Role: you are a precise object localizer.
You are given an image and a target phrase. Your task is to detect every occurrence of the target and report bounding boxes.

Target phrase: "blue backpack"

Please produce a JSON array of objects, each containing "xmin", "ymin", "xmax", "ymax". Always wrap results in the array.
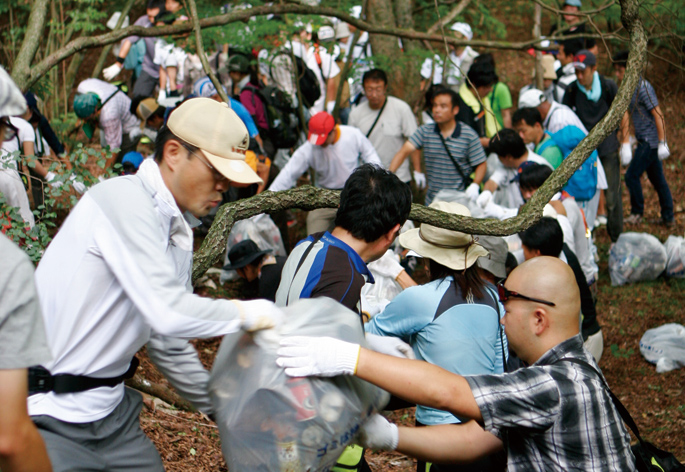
[{"xmin": 538, "ymin": 127, "xmax": 598, "ymax": 201}]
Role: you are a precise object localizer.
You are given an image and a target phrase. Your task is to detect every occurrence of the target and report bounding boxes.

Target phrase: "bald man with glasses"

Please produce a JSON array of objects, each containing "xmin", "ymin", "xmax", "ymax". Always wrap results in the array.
[{"xmin": 276, "ymin": 256, "xmax": 636, "ymax": 471}]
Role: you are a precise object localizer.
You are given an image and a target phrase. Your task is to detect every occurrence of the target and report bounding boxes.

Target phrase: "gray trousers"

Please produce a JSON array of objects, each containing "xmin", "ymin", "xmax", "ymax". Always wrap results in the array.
[
  {"xmin": 33, "ymin": 388, "xmax": 165, "ymax": 472},
  {"xmin": 306, "ymin": 207, "xmax": 338, "ymax": 235},
  {"xmin": 599, "ymin": 150, "xmax": 623, "ymax": 242}
]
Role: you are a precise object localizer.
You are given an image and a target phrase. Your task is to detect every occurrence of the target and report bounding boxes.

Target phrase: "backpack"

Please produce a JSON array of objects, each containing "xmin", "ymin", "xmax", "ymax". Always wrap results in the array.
[
  {"xmin": 243, "ymin": 84, "xmax": 299, "ymax": 149},
  {"xmin": 538, "ymin": 126, "xmax": 598, "ymax": 201},
  {"xmin": 270, "ymin": 50, "xmax": 321, "ymax": 109}
]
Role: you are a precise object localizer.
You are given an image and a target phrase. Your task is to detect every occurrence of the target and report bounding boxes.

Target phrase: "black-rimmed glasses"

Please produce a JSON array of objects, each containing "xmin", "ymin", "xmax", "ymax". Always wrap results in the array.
[{"xmin": 497, "ymin": 282, "xmax": 556, "ymax": 307}]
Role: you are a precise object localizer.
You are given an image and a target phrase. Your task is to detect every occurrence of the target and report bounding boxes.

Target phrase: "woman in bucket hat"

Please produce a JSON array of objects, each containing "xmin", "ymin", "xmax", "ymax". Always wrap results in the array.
[{"xmin": 366, "ymin": 201, "xmax": 507, "ymax": 472}]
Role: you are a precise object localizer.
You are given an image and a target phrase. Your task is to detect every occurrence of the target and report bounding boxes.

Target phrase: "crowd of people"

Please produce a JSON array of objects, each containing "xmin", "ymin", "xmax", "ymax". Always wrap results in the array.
[{"xmin": 0, "ymin": 0, "xmax": 677, "ymax": 470}]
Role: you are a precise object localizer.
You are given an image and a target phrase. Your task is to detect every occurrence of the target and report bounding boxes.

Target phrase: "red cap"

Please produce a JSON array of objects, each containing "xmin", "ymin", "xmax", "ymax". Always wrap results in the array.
[{"xmin": 307, "ymin": 112, "xmax": 335, "ymax": 145}]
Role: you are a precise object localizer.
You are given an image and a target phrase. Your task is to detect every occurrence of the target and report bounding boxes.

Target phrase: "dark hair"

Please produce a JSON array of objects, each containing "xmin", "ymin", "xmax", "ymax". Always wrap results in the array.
[
  {"xmin": 519, "ymin": 162, "xmax": 553, "ymax": 191},
  {"xmin": 154, "ymin": 125, "xmax": 198, "ymax": 162},
  {"xmin": 488, "ymin": 128, "xmax": 527, "ymax": 159},
  {"xmin": 429, "ymin": 260, "xmax": 485, "ymax": 300},
  {"xmin": 559, "ymin": 38, "xmax": 584, "ymax": 58},
  {"xmin": 467, "ymin": 60, "xmax": 497, "ymax": 88},
  {"xmin": 505, "ymin": 252, "xmax": 518, "ymax": 275},
  {"xmin": 147, "ymin": 0, "xmax": 166, "ymax": 11},
  {"xmin": 335, "ymin": 164, "xmax": 412, "ymax": 243},
  {"xmin": 612, "ymin": 50, "xmax": 629, "ymax": 68},
  {"xmin": 519, "ymin": 217, "xmax": 564, "ymax": 257},
  {"xmin": 512, "ymin": 107, "xmax": 543, "ymax": 127},
  {"xmin": 155, "ymin": 11, "xmax": 176, "ymax": 24},
  {"xmin": 362, "ymin": 68, "xmax": 388, "ymax": 86},
  {"xmin": 432, "ymin": 87, "xmax": 461, "ymax": 109}
]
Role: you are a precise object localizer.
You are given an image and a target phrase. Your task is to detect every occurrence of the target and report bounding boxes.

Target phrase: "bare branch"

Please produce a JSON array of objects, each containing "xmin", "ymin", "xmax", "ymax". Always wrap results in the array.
[
  {"xmin": 426, "ymin": 0, "xmax": 472, "ymax": 35},
  {"xmin": 91, "ymin": 0, "xmax": 138, "ymax": 79},
  {"xmin": 187, "ymin": 0, "xmax": 228, "ymax": 102},
  {"xmin": 531, "ymin": 0, "xmax": 617, "ymax": 17}
]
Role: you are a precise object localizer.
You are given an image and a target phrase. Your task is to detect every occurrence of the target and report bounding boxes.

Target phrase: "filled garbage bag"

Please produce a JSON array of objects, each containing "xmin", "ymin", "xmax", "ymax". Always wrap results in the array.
[
  {"xmin": 608, "ymin": 232, "xmax": 667, "ymax": 286},
  {"xmin": 664, "ymin": 235, "xmax": 685, "ymax": 278},
  {"xmin": 640, "ymin": 323, "xmax": 685, "ymax": 373},
  {"xmin": 209, "ymin": 298, "xmax": 390, "ymax": 472}
]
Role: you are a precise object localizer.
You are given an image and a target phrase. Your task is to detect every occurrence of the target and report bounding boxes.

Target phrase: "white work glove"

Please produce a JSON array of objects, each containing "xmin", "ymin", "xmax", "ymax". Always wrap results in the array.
[
  {"xmin": 69, "ymin": 174, "xmax": 86, "ymax": 194},
  {"xmin": 476, "ymin": 189, "xmax": 493, "ymax": 209},
  {"xmin": 233, "ymin": 299, "xmax": 284, "ymax": 332},
  {"xmin": 619, "ymin": 143, "xmax": 632, "ymax": 166},
  {"xmin": 483, "ymin": 200, "xmax": 517, "ymax": 220},
  {"xmin": 367, "ymin": 250, "xmax": 404, "ymax": 280},
  {"xmin": 658, "ymin": 141, "xmax": 670, "ymax": 161},
  {"xmin": 157, "ymin": 89, "xmax": 167, "ymax": 103},
  {"xmin": 365, "ymin": 333, "xmax": 415, "ymax": 359},
  {"xmin": 45, "ymin": 171, "xmax": 62, "ymax": 189},
  {"xmin": 413, "ymin": 171, "xmax": 426, "ymax": 190},
  {"xmin": 465, "ymin": 182, "xmax": 480, "ymax": 201},
  {"xmin": 103, "ymin": 63, "xmax": 123, "ymax": 81},
  {"xmin": 276, "ymin": 336, "xmax": 360, "ymax": 377},
  {"xmin": 356, "ymin": 414, "xmax": 399, "ymax": 451}
]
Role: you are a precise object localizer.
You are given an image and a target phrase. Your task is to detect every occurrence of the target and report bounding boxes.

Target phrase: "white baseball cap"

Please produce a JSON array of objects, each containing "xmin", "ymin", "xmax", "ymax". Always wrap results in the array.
[{"xmin": 518, "ymin": 89, "xmax": 546, "ymax": 108}]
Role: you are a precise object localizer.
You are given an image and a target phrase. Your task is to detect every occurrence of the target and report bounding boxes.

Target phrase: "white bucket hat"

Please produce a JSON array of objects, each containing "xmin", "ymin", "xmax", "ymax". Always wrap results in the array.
[
  {"xmin": 450, "ymin": 22, "xmax": 473, "ymax": 41},
  {"xmin": 399, "ymin": 201, "xmax": 489, "ymax": 271}
]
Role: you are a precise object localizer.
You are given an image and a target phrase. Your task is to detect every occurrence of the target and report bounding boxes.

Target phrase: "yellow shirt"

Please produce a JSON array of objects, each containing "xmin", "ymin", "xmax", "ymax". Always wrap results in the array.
[{"xmin": 458, "ymin": 83, "xmax": 498, "ymax": 138}]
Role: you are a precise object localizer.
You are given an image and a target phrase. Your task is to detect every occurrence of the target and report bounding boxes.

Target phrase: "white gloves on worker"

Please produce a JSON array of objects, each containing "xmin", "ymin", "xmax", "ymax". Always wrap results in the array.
[
  {"xmin": 277, "ymin": 336, "xmax": 360, "ymax": 377},
  {"xmin": 103, "ymin": 63, "xmax": 123, "ymax": 81},
  {"xmin": 356, "ymin": 414, "xmax": 399, "ymax": 451},
  {"xmin": 476, "ymin": 189, "xmax": 493, "ymax": 209},
  {"xmin": 234, "ymin": 299, "xmax": 284, "ymax": 332},
  {"xmin": 69, "ymin": 174, "xmax": 86, "ymax": 194},
  {"xmin": 368, "ymin": 250, "xmax": 404, "ymax": 280},
  {"xmin": 658, "ymin": 141, "xmax": 670, "ymax": 161},
  {"xmin": 365, "ymin": 334, "xmax": 415, "ymax": 360},
  {"xmin": 413, "ymin": 171, "xmax": 426, "ymax": 190},
  {"xmin": 45, "ymin": 171, "xmax": 62, "ymax": 189},
  {"xmin": 465, "ymin": 182, "xmax": 480, "ymax": 201},
  {"xmin": 619, "ymin": 143, "xmax": 632, "ymax": 166},
  {"xmin": 483, "ymin": 200, "xmax": 517, "ymax": 220}
]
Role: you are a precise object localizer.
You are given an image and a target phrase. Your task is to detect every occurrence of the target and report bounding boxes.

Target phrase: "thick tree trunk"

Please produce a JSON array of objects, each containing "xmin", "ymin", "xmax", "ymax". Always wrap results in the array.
[{"xmin": 10, "ymin": 0, "xmax": 49, "ymax": 89}]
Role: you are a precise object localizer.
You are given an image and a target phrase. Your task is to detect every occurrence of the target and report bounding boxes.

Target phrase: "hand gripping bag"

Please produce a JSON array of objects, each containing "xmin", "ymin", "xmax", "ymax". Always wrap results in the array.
[
  {"xmin": 209, "ymin": 298, "xmax": 390, "ymax": 472},
  {"xmin": 608, "ymin": 232, "xmax": 667, "ymax": 286}
]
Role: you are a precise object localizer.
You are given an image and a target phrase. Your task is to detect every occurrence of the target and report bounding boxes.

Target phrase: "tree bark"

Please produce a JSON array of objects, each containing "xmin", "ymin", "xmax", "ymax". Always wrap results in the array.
[
  {"xmin": 10, "ymin": 0, "xmax": 49, "ymax": 88},
  {"xmin": 126, "ymin": 375, "xmax": 196, "ymax": 412},
  {"xmin": 533, "ymin": 3, "xmax": 544, "ymax": 90},
  {"xmin": 187, "ymin": 0, "xmax": 229, "ymax": 102}
]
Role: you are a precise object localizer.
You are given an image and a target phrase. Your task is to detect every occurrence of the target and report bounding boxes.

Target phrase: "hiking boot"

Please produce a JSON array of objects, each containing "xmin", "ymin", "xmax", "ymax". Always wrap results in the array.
[
  {"xmin": 625, "ymin": 214, "xmax": 642, "ymax": 225},
  {"xmin": 648, "ymin": 217, "xmax": 675, "ymax": 228}
]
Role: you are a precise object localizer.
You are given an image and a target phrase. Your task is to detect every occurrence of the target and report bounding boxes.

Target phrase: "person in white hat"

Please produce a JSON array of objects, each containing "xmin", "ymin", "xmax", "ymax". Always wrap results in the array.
[
  {"xmin": 28, "ymin": 97, "xmax": 284, "ymax": 472},
  {"xmin": 365, "ymin": 201, "xmax": 507, "ymax": 472},
  {"xmin": 420, "ymin": 22, "xmax": 479, "ymax": 91}
]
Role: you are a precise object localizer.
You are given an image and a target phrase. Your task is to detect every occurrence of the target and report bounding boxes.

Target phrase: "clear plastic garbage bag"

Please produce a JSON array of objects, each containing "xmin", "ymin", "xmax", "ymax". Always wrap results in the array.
[
  {"xmin": 209, "ymin": 298, "xmax": 390, "ymax": 472},
  {"xmin": 221, "ymin": 213, "xmax": 286, "ymax": 283},
  {"xmin": 432, "ymin": 189, "xmax": 485, "ymax": 218},
  {"xmin": 664, "ymin": 235, "xmax": 685, "ymax": 278},
  {"xmin": 639, "ymin": 323, "xmax": 685, "ymax": 373},
  {"xmin": 608, "ymin": 232, "xmax": 667, "ymax": 286}
]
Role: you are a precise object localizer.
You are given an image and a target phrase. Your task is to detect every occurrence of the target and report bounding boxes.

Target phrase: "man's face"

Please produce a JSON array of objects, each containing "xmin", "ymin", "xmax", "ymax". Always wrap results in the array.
[
  {"xmin": 147, "ymin": 8, "xmax": 160, "ymax": 23},
  {"xmin": 520, "ymin": 186, "xmax": 537, "ymax": 202},
  {"xmin": 500, "ymin": 276, "xmax": 536, "ymax": 359},
  {"xmin": 476, "ymin": 85, "xmax": 493, "ymax": 98},
  {"xmin": 168, "ymin": 145, "xmax": 230, "ymax": 217},
  {"xmin": 237, "ymin": 264, "xmax": 260, "ymax": 282},
  {"xmin": 514, "ymin": 120, "xmax": 542, "ymax": 146},
  {"xmin": 499, "ymin": 155, "xmax": 518, "ymax": 169},
  {"xmin": 363, "ymin": 79, "xmax": 387, "ymax": 110},
  {"xmin": 522, "ymin": 244, "xmax": 540, "ymax": 261},
  {"xmin": 562, "ymin": 5, "xmax": 580, "ymax": 24},
  {"xmin": 317, "ymin": 130, "xmax": 336, "ymax": 148},
  {"xmin": 165, "ymin": 0, "xmax": 181, "ymax": 13},
  {"xmin": 614, "ymin": 65, "xmax": 626, "ymax": 84},
  {"xmin": 432, "ymin": 94, "xmax": 458, "ymax": 124},
  {"xmin": 575, "ymin": 65, "xmax": 594, "ymax": 88},
  {"xmin": 557, "ymin": 45, "xmax": 571, "ymax": 66}
]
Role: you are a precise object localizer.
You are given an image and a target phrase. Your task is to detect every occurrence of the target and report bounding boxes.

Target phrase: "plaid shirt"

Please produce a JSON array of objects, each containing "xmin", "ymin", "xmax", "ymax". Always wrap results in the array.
[{"xmin": 466, "ymin": 335, "xmax": 635, "ymax": 472}]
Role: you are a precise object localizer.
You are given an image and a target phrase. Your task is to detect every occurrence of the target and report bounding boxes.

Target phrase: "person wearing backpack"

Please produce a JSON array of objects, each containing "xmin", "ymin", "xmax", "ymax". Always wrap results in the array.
[
  {"xmin": 512, "ymin": 107, "xmax": 564, "ymax": 169},
  {"xmin": 103, "ymin": 0, "xmax": 167, "ymax": 113},
  {"xmin": 563, "ymin": 50, "xmax": 625, "ymax": 242}
]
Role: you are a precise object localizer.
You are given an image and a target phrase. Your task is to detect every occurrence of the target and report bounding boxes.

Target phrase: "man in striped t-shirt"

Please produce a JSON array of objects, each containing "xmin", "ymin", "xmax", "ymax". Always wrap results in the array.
[{"xmin": 389, "ymin": 87, "xmax": 487, "ymax": 205}]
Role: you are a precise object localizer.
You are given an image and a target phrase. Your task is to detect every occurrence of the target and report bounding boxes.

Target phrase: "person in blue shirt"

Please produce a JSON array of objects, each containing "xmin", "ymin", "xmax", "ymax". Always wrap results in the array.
[{"xmin": 365, "ymin": 200, "xmax": 507, "ymax": 472}]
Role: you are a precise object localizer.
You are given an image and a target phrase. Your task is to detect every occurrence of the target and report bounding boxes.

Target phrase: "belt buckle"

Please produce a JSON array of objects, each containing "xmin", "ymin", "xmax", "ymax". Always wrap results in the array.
[{"xmin": 29, "ymin": 366, "xmax": 54, "ymax": 394}]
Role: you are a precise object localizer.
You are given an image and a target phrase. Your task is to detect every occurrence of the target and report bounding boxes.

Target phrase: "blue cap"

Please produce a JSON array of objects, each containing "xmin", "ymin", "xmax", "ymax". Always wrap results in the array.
[
  {"xmin": 564, "ymin": 0, "xmax": 582, "ymax": 7},
  {"xmin": 121, "ymin": 151, "xmax": 144, "ymax": 169}
]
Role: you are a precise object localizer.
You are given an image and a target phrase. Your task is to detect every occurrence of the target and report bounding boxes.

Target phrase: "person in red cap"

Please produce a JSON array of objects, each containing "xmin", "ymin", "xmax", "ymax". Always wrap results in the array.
[{"xmin": 269, "ymin": 111, "xmax": 382, "ymax": 234}]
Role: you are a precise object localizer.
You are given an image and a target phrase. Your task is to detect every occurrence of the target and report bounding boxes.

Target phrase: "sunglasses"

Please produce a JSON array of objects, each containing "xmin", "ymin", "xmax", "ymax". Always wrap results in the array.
[
  {"xmin": 1, "ymin": 118, "xmax": 18, "ymax": 142},
  {"xmin": 497, "ymin": 282, "xmax": 556, "ymax": 307}
]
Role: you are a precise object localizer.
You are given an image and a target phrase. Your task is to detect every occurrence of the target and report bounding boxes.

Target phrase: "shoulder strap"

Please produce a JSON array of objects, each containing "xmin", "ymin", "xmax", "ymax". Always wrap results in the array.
[
  {"xmin": 485, "ymin": 285, "xmax": 508, "ymax": 373},
  {"xmin": 365, "ymin": 98, "xmax": 387, "ymax": 138},
  {"xmin": 99, "ymin": 88, "xmax": 121, "ymax": 110},
  {"xmin": 552, "ymin": 357, "xmax": 644, "ymax": 443},
  {"xmin": 437, "ymin": 127, "xmax": 471, "ymax": 187},
  {"xmin": 285, "ymin": 233, "xmax": 324, "ymax": 306}
]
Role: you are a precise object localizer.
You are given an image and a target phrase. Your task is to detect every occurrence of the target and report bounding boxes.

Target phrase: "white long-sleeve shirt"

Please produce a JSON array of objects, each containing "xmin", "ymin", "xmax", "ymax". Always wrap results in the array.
[
  {"xmin": 29, "ymin": 160, "xmax": 243, "ymax": 423},
  {"xmin": 269, "ymin": 125, "xmax": 382, "ymax": 191}
]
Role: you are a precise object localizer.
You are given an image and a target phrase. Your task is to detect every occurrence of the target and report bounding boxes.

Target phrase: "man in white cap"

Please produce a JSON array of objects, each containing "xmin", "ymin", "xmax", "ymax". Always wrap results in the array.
[
  {"xmin": 420, "ymin": 22, "xmax": 479, "ymax": 91},
  {"xmin": 0, "ymin": 66, "xmax": 53, "ymax": 472},
  {"xmin": 28, "ymin": 97, "xmax": 284, "ymax": 472}
]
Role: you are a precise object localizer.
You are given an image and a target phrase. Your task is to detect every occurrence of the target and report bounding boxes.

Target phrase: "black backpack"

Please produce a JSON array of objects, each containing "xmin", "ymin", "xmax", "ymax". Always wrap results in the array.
[
  {"xmin": 270, "ymin": 50, "xmax": 321, "ymax": 109},
  {"xmin": 243, "ymin": 84, "xmax": 299, "ymax": 150}
]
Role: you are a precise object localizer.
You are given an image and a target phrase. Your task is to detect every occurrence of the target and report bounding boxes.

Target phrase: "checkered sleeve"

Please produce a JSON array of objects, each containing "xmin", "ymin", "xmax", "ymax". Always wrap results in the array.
[{"xmin": 466, "ymin": 367, "xmax": 561, "ymax": 434}]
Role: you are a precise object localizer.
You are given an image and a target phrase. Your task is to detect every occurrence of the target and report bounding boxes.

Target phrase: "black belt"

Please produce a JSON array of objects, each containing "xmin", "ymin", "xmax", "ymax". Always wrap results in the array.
[{"xmin": 28, "ymin": 357, "xmax": 139, "ymax": 396}]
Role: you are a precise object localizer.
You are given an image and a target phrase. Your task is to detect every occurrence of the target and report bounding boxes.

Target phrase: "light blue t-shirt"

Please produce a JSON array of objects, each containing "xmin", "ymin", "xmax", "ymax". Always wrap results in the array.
[{"xmin": 366, "ymin": 278, "xmax": 507, "ymax": 425}]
